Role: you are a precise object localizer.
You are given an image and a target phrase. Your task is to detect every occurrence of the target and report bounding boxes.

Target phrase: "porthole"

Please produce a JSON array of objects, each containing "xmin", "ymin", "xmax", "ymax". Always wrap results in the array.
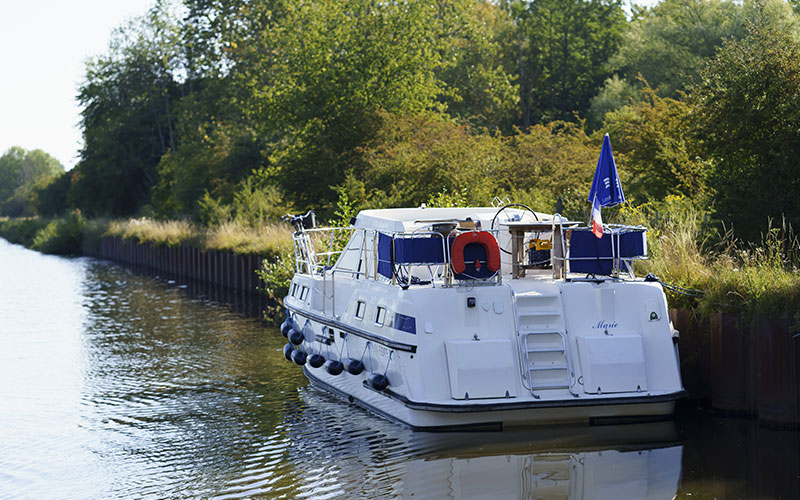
[
  {"xmin": 355, "ymin": 301, "xmax": 366, "ymax": 320},
  {"xmin": 375, "ymin": 306, "xmax": 386, "ymax": 326}
]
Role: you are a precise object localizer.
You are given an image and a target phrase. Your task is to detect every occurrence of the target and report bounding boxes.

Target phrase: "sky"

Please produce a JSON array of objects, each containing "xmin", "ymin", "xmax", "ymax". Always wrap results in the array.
[
  {"xmin": 0, "ymin": 0, "xmax": 660, "ymax": 173},
  {"xmin": 0, "ymin": 0, "xmax": 155, "ymax": 170}
]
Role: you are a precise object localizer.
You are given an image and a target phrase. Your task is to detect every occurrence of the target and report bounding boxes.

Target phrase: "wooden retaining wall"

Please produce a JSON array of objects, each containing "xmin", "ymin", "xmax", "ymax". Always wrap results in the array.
[
  {"xmin": 671, "ymin": 308, "xmax": 800, "ymax": 427},
  {"xmin": 95, "ymin": 237, "xmax": 272, "ymax": 317}
]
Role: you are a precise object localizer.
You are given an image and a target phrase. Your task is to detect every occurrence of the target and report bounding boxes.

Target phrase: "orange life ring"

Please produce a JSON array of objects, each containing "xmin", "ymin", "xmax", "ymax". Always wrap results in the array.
[{"xmin": 451, "ymin": 231, "xmax": 501, "ymax": 275}]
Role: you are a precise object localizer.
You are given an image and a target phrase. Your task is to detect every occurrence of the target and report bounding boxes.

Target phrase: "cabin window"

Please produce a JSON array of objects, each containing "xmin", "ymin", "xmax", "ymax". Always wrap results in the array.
[
  {"xmin": 375, "ymin": 306, "xmax": 387, "ymax": 326},
  {"xmin": 355, "ymin": 301, "xmax": 366, "ymax": 320},
  {"xmin": 291, "ymin": 283, "xmax": 297, "ymax": 297},
  {"xmin": 300, "ymin": 286, "xmax": 309, "ymax": 301}
]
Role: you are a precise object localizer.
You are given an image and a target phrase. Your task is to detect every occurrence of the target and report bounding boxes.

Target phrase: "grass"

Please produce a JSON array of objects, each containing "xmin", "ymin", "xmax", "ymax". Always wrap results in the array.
[
  {"xmin": 0, "ymin": 214, "xmax": 293, "ymax": 258},
  {"xmin": 204, "ymin": 221, "xmax": 292, "ymax": 258},
  {"xmin": 622, "ymin": 198, "xmax": 800, "ymax": 323},
  {"xmin": 106, "ymin": 218, "xmax": 200, "ymax": 247}
]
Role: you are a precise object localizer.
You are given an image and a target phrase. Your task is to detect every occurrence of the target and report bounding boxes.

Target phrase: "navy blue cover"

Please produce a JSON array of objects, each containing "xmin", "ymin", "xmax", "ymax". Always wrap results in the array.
[
  {"xmin": 569, "ymin": 229, "xmax": 613, "ymax": 275},
  {"xmin": 377, "ymin": 232, "xmax": 393, "ymax": 279},
  {"xmin": 393, "ymin": 237, "xmax": 445, "ymax": 264},
  {"xmin": 618, "ymin": 229, "xmax": 646, "ymax": 258}
]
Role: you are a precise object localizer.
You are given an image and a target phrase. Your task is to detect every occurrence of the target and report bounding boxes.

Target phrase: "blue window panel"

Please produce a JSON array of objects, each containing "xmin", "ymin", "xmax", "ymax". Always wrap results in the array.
[{"xmin": 393, "ymin": 312, "xmax": 417, "ymax": 335}]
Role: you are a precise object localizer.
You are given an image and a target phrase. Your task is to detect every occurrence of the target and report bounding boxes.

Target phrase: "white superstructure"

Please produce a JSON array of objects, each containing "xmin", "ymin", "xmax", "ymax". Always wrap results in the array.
[{"xmin": 280, "ymin": 206, "xmax": 684, "ymax": 430}]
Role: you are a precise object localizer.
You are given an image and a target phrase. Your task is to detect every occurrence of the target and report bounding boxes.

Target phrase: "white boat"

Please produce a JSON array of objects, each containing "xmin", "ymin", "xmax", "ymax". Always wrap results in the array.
[{"xmin": 280, "ymin": 206, "xmax": 685, "ymax": 430}]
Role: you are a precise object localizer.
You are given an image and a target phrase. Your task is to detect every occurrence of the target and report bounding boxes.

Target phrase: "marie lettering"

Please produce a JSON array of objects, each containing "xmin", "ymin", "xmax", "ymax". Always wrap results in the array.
[{"xmin": 592, "ymin": 320, "xmax": 618, "ymax": 329}]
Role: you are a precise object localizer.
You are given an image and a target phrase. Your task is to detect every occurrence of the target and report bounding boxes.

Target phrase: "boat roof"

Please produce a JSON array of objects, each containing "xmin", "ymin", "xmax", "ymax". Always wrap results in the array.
[{"xmin": 353, "ymin": 207, "xmax": 547, "ymax": 233}]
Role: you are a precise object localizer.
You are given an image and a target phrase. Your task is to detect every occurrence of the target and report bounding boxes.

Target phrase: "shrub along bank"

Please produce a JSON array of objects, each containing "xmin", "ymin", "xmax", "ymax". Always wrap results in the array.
[{"xmin": 0, "ymin": 213, "xmax": 292, "ymax": 260}]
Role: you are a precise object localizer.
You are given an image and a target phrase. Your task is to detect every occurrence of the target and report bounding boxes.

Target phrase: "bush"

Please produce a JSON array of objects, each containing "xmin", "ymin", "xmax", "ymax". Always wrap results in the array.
[
  {"xmin": 621, "ymin": 197, "xmax": 800, "ymax": 322},
  {"xmin": 0, "ymin": 217, "xmax": 49, "ymax": 246},
  {"xmin": 257, "ymin": 251, "xmax": 296, "ymax": 316},
  {"xmin": 30, "ymin": 211, "xmax": 86, "ymax": 255}
]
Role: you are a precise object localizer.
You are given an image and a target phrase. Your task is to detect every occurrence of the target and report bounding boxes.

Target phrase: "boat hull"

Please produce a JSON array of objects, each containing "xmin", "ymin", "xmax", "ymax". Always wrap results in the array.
[{"xmin": 303, "ymin": 365, "xmax": 683, "ymax": 431}]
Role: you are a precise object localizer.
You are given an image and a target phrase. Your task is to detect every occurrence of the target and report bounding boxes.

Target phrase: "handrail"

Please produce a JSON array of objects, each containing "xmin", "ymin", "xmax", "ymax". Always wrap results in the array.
[{"xmin": 291, "ymin": 224, "xmax": 503, "ymax": 288}]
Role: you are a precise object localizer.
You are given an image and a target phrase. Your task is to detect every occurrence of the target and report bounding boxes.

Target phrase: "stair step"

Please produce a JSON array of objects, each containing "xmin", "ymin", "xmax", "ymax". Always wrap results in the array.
[
  {"xmin": 518, "ymin": 310, "xmax": 561, "ymax": 316},
  {"xmin": 532, "ymin": 384, "xmax": 570, "ymax": 390},
  {"xmin": 520, "ymin": 330, "xmax": 562, "ymax": 335},
  {"xmin": 530, "ymin": 365, "xmax": 568, "ymax": 371},
  {"xmin": 526, "ymin": 347, "xmax": 565, "ymax": 353}
]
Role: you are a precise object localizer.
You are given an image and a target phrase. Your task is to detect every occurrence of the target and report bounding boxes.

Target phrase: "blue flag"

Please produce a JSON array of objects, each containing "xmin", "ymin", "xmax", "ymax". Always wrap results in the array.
[
  {"xmin": 588, "ymin": 134, "xmax": 625, "ymax": 207},
  {"xmin": 588, "ymin": 134, "xmax": 625, "ymax": 238}
]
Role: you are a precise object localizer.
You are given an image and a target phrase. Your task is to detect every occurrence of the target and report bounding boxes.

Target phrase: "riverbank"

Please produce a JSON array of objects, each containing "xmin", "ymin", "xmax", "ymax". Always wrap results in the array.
[
  {"xmin": 4, "ymin": 211, "xmax": 800, "ymax": 425},
  {"xmin": 0, "ymin": 213, "xmax": 291, "ymax": 258},
  {"xmin": 0, "ymin": 213, "xmax": 293, "ymax": 317}
]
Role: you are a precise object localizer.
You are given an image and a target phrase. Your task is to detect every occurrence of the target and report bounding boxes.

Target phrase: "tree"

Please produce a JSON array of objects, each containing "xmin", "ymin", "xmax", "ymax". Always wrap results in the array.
[
  {"xmin": 151, "ymin": 0, "xmax": 279, "ymax": 218},
  {"xmin": 71, "ymin": 1, "xmax": 182, "ymax": 217},
  {"xmin": 692, "ymin": 22, "xmax": 800, "ymax": 239},
  {"xmin": 506, "ymin": 0, "xmax": 626, "ymax": 126},
  {"xmin": 603, "ymin": 85, "xmax": 710, "ymax": 201},
  {"xmin": 437, "ymin": 1, "xmax": 520, "ymax": 130},
  {"xmin": 0, "ymin": 147, "xmax": 63, "ymax": 216},
  {"xmin": 590, "ymin": 0, "xmax": 800, "ymax": 125},
  {"xmin": 610, "ymin": 0, "xmax": 747, "ymax": 98},
  {"xmin": 251, "ymin": 0, "xmax": 461, "ymax": 213}
]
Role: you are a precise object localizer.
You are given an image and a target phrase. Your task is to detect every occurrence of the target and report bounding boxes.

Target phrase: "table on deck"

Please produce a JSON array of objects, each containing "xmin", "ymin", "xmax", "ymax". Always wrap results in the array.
[{"xmin": 500, "ymin": 220, "xmax": 581, "ymax": 279}]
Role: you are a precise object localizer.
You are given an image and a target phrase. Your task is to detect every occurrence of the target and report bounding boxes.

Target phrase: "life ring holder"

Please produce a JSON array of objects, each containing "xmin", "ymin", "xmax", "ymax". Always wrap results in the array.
[{"xmin": 450, "ymin": 231, "xmax": 501, "ymax": 275}]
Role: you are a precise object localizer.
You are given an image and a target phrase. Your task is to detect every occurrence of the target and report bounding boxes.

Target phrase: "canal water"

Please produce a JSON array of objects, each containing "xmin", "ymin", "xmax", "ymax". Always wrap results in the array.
[{"xmin": 1, "ymin": 238, "xmax": 798, "ymax": 500}]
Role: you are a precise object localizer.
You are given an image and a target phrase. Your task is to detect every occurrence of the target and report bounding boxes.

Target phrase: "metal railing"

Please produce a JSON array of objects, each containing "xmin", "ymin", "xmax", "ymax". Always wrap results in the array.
[
  {"xmin": 291, "ymin": 226, "xmax": 353, "ymax": 275},
  {"xmin": 291, "ymin": 225, "xmax": 502, "ymax": 289},
  {"xmin": 549, "ymin": 216, "xmax": 648, "ymax": 279}
]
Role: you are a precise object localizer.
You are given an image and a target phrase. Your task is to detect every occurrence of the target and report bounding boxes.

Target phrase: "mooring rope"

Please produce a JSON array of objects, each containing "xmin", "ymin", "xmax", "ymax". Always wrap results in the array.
[{"xmin": 645, "ymin": 273, "xmax": 705, "ymax": 297}]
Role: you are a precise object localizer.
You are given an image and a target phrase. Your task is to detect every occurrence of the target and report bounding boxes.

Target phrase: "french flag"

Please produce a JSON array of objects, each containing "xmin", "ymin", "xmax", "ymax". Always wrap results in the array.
[{"xmin": 591, "ymin": 195, "xmax": 603, "ymax": 238}]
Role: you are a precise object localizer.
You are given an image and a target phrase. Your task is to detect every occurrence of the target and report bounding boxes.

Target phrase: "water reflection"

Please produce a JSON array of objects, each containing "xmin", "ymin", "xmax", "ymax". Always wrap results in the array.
[
  {"xmin": 217, "ymin": 385, "xmax": 683, "ymax": 499},
  {"xmin": 2, "ymin": 238, "xmax": 800, "ymax": 499}
]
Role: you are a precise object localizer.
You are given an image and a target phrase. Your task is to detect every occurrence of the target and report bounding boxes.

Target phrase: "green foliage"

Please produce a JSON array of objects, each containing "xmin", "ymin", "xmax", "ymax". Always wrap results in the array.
[
  {"xmin": 0, "ymin": 147, "xmax": 64, "ymax": 216},
  {"xmin": 603, "ymin": 85, "xmax": 710, "ymax": 201},
  {"xmin": 349, "ymin": 112, "xmax": 503, "ymax": 209},
  {"xmin": 427, "ymin": 188, "xmax": 471, "ymax": 208},
  {"xmin": 499, "ymin": 121, "xmax": 599, "ymax": 220},
  {"xmin": 0, "ymin": 217, "xmax": 49, "ymax": 247},
  {"xmin": 692, "ymin": 21, "xmax": 800, "ymax": 240},
  {"xmin": 197, "ymin": 172, "xmax": 292, "ymax": 226},
  {"xmin": 344, "ymin": 113, "xmax": 597, "ymax": 220},
  {"xmin": 587, "ymin": 74, "xmax": 638, "ymax": 129},
  {"xmin": 260, "ymin": 0, "xmax": 459, "ymax": 212},
  {"xmin": 509, "ymin": 0, "xmax": 627, "ymax": 125},
  {"xmin": 153, "ymin": 122, "xmax": 265, "ymax": 219},
  {"xmin": 438, "ymin": 1, "xmax": 520, "ymax": 130},
  {"xmin": 257, "ymin": 250, "xmax": 296, "ymax": 309},
  {"xmin": 34, "ymin": 171, "xmax": 72, "ymax": 217},
  {"xmin": 30, "ymin": 211, "xmax": 86, "ymax": 255},
  {"xmin": 618, "ymin": 197, "xmax": 800, "ymax": 321},
  {"xmin": 196, "ymin": 191, "xmax": 232, "ymax": 226},
  {"xmin": 611, "ymin": 0, "xmax": 748, "ymax": 98},
  {"xmin": 71, "ymin": 2, "xmax": 182, "ymax": 217}
]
